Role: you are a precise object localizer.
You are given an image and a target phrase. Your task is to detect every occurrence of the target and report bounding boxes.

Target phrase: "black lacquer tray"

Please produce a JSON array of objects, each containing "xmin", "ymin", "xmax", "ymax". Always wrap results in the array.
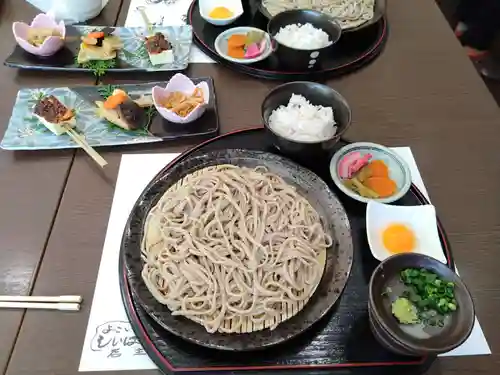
[
  {"xmin": 120, "ymin": 127, "xmax": 455, "ymax": 374},
  {"xmin": 187, "ymin": 1, "xmax": 388, "ymax": 80}
]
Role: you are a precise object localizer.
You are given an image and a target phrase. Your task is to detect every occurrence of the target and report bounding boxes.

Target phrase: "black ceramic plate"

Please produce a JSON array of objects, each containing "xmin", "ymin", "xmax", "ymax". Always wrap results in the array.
[
  {"xmin": 5, "ymin": 25, "xmax": 192, "ymax": 72},
  {"xmin": 119, "ymin": 128, "xmax": 450, "ymax": 374},
  {"xmin": 187, "ymin": 0, "xmax": 388, "ymax": 80},
  {"xmin": 257, "ymin": 0, "xmax": 386, "ymax": 33},
  {"xmin": 122, "ymin": 148, "xmax": 354, "ymax": 351},
  {"xmin": 0, "ymin": 78, "xmax": 218, "ymax": 150}
]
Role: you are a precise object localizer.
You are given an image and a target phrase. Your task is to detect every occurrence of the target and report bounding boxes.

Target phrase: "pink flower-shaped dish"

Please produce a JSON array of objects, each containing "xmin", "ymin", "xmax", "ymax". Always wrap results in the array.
[
  {"xmin": 152, "ymin": 73, "xmax": 210, "ymax": 124},
  {"xmin": 12, "ymin": 13, "xmax": 66, "ymax": 57}
]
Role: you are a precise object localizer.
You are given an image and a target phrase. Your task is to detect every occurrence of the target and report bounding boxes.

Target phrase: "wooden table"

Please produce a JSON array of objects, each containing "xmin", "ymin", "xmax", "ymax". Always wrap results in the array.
[
  {"xmin": 1, "ymin": 0, "xmax": 500, "ymax": 374},
  {"xmin": 0, "ymin": 0, "xmax": 122, "ymax": 373}
]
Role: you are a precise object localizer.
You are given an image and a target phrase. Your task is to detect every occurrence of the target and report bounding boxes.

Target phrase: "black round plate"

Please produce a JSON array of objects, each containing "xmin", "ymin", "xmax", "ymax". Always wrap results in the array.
[
  {"xmin": 187, "ymin": 0, "xmax": 389, "ymax": 80},
  {"xmin": 119, "ymin": 128, "xmax": 449, "ymax": 374},
  {"xmin": 122, "ymin": 148, "xmax": 354, "ymax": 351}
]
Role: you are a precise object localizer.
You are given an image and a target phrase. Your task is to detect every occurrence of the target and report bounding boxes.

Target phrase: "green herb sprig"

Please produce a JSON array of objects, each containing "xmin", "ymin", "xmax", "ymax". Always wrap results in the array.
[
  {"xmin": 97, "ymin": 84, "xmax": 118, "ymax": 100},
  {"xmin": 76, "ymin": 57, "xmax": 116, "ymax": 77}
]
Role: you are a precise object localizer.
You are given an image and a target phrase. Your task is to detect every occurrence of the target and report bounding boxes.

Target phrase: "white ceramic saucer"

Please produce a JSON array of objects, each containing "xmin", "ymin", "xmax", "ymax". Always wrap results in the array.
[{"xmin": 366, "ymin": 201, "xmax": 447, "ymax": 264}]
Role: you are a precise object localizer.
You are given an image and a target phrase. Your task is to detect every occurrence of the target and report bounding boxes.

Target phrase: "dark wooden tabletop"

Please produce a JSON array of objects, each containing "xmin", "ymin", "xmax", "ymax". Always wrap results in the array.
[{"xmin": 0, "ymin": 0, "xmax": 499, "ymax": 374}]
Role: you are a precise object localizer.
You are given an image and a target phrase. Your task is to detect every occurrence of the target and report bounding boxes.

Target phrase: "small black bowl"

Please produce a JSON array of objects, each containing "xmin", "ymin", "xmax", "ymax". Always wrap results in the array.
[
  {"xmin": 262, "ymin": 81, "xmax": 351, "ymax": 163},
  {"xmin": 368, "ymin": 253, "xmax": 475, "ymax": 356},
  {"xmin": 267, "ymin": 9, "xmax": 342, "ymax": 71}
]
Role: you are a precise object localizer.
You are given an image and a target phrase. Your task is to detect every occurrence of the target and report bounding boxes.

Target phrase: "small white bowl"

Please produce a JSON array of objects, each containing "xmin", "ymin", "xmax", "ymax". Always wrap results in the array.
[
  {"xmin": 214, "ymin": 27, "xmax": 273, "ymax": 64},
  {"xmin": 366, "ymin": 201, "xmax": 448, "ymax": 264},
  {"xmin": 329, "ymin": 142, "xmax": 412, "ymax": 204},
  {"xmin": 152, "ymin": 73, "xmax": 210, "ymax": 124},
  {"xmin": 199, "ymin": 0, "xmax": 243, "ymax": 26}
]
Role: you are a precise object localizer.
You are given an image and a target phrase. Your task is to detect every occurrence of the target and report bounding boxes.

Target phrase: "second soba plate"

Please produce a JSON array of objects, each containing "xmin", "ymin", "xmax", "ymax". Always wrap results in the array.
[{"xmin": 121, "ymin": 149, "xmax": 354, "ymax": 351}]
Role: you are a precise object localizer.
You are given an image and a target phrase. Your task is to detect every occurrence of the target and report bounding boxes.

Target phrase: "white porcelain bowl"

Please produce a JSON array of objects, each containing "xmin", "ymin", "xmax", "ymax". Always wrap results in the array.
[
  {"xmin": 366, "ymin": 201, "xmax": 448, "ymax": 263},
  {"xmin": 214, "ymin": 27, "xmax": 273, "ymax": 64},
  {"xmin": 199, "ymin": 0, "xmax": 243, "ymax": 26},
  {"xmin": 329, "ymin": 142, "xmax": 412, "ymax": 204}
]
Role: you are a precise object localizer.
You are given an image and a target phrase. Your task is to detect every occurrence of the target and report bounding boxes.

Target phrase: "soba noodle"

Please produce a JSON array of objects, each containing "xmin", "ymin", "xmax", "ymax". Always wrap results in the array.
[
  {"xmin": 263, "ymin": 0, "xmax": 375, "ymax": 29},
  {"xmin": 141, "ymin": 165, "xmax": 333, "ymax": 334}
]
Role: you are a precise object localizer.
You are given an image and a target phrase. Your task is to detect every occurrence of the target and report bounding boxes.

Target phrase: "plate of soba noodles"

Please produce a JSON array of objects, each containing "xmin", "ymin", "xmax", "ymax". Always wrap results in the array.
[
  {"xmin": 121, "ymin": 149, "xmax": 354, "ymax": 350},
  {"xmin": 258, "ymin": 0, "xmax": 386, "ymax": 32}
]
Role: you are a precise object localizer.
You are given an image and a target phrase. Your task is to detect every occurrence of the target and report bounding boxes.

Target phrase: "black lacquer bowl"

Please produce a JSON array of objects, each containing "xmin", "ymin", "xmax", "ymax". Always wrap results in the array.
[
  {"xmin": 122, "ymin": 148, "xmax": 354, "ymax": 351},
  {"xmin": 262, "ymin": 81, "xmax": 351, "ymax": 163},
  {"xmin": 267, "ymin": 10, "xmax": 342, "ymax": 71},
  {"xmin": 119, "ymin": 128, "xmax": 454, "ymax": 374},
  {"xmin": 369, "ymin": 253, "xmax": 475, "ymax": 356}
]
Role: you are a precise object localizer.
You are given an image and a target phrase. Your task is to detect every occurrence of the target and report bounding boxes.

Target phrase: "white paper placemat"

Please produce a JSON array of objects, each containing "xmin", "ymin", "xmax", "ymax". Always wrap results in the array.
[
  {"xmin": 78, "ymin": 148, "xmax": 490, "ymax": 372},
  {"xmin": 124, "ymin": 0, "xmax": 215, "ymax": 63}
]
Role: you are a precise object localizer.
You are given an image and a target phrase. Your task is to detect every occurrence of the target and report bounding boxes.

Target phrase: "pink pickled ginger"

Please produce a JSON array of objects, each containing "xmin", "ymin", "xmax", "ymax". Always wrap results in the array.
[{"xmin": 244, "ymin": 40, "xmax": 266, "ymax": 59}]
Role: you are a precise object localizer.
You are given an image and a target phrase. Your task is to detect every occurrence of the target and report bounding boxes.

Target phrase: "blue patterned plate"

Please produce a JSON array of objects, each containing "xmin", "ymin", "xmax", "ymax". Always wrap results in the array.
[
  {"xmin": 0, "ymin": 79, "xmax": 219, "ymax": 150},
  {"xmin": 4, "ymin": 25, "xmax": 192, "ymax": 72}
]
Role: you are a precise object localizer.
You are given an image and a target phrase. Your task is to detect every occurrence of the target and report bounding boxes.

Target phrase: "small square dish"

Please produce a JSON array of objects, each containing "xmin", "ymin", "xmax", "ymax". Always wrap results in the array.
[{"xmin": 366, "ymin": 201, "xmax": 447, "ymax": 264}]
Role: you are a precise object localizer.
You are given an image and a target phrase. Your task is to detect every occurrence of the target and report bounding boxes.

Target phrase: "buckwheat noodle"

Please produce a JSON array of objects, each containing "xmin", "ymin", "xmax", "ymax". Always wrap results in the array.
[
  {"xmin": 262, "ymin": 0, "xmax": 375, "ymax": 29},
  {"xmin": 141, "ymin": 165, "xmax": 333, "ymax": 334}
]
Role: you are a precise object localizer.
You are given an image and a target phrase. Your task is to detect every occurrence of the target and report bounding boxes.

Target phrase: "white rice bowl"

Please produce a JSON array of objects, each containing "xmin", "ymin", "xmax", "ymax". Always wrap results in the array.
[
  {"xmin": 268, "ymin": 94, "xmax": 337, "ymax": 142},
  {"xmin": 274, "ymin": 23, "xmax": 332, "ymax": 50}
]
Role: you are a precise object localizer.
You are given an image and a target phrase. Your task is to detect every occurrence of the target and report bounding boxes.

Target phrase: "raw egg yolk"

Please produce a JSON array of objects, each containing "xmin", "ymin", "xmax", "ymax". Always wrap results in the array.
[{"xmin": 382, "ymin": 224, "xmax": 416, "ymax": 254}]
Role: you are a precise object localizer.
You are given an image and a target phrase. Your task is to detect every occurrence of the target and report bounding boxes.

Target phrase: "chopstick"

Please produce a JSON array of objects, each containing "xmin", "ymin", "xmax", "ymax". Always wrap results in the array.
[
  {"xmin": 0, "ymin": 302, "xmax": 80, "ymax": 311},
  {"xmin": 0, "ymin": 295, "xmax": 82, "ymax": 303},
  {"xmin": 64, "ymin": 125, "xmax": 108, "ymax": 168},
  {"xmin": 0, "ymin": 295, "xmax": 82, "ymax": 311}
]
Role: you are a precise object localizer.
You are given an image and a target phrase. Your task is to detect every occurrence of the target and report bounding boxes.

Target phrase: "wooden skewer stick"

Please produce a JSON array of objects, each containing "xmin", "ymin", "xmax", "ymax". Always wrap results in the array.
[{"xmin": 63, "ymin": 125, "xmax": 108, "ymax": 168}]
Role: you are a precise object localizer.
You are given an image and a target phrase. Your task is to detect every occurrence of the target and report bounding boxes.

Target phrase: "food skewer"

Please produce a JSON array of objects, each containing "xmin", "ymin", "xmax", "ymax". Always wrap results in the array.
[
  {"xmin": 64, "ymin": 124, "xmax": 108, "ymax": 168},
  {"xmin": 137, "ymin": 6, "xmax": 175, "ymax": 65},
  {"xmin": 33, "ymin": 95, "xmax": 107, "ymax": 168}
]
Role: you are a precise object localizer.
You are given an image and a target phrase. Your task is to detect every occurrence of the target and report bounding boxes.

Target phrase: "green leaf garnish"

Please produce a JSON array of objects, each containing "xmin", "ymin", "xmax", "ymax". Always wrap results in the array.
[
  {"xmin": 75, "ymin": 57, "xmax": 117, "ymax": 77},
  {"xmin": 97, "ymin": 84, "xmax": 118, "ymax": 100}
]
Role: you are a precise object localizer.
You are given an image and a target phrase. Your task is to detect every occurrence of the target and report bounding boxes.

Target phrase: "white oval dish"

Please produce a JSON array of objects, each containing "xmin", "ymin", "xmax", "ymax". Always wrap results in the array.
[
  {"xmin": 329, "ymin": 142, "xmax": 412, "ymax": 204},
  {"xmin": 366, "ymin": 201, "xmax": 448, "ymax": 264},
  {"xmin": 214, "ymin": 27, "xmax": 273, "ymax": 64},
  {"xmin": 152, "ymin": 73, "xmax": 210, "ymax": 124},
  {"xmin": 199, "ymin": 0, "xmax": 244, "ymax": 26}
]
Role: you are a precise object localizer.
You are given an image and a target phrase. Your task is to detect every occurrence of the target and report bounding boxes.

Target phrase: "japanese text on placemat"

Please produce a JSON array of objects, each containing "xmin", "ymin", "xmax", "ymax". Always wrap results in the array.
[{"xmin": 90, "ymin": 321, "xmax": 147, "ymax": 358}]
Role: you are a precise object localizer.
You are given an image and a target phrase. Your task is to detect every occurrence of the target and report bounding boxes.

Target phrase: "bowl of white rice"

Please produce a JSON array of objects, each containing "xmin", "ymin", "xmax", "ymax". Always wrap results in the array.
[
  {"xmin": 262, "ymin": 81, "xmax": 352, "ymax": 162},
  {"xmin": 267, "ymin": 9, "xmax": 342, "ymax": 70}
]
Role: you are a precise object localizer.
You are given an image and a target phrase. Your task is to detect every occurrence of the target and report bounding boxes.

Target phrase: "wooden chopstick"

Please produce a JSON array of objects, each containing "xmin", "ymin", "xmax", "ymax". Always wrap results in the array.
[
  {"xmin": 64, "ymin": 125, "xmax": 108, "ymax": 168},
  {"xmin": 0, "ymin": 295, "xmax": 82, "ymax": 303},
  {"xmin": 0, "ymin": 302, "xmax": 80, "ymax": 311}
]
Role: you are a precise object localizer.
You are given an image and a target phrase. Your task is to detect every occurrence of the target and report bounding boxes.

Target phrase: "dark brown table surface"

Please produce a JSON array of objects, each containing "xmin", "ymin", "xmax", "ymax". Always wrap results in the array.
[
  {"xmin": 0, "ymin": 0, "xmax": 122, "ymax": 373},
  {"xmin": 1, "ymin": 0, "xmax": 500, "ymax": 374}
]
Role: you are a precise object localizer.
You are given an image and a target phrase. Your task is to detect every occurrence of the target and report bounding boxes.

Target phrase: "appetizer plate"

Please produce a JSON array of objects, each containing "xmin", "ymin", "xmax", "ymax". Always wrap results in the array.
[
  {"xmin": 0, "ymin": 78, "xmax": 218, "ymax": 150},
  {"xmin": 330, "ymin": 142, "xmax": 412, "ymax": 204},
  {"xmin": 366, "ymin": 202, "xmax": 448, "ymax": 264},
  {"xmin": 5, "ymin": 25, "xmax": 192, "ymax": 72}
]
